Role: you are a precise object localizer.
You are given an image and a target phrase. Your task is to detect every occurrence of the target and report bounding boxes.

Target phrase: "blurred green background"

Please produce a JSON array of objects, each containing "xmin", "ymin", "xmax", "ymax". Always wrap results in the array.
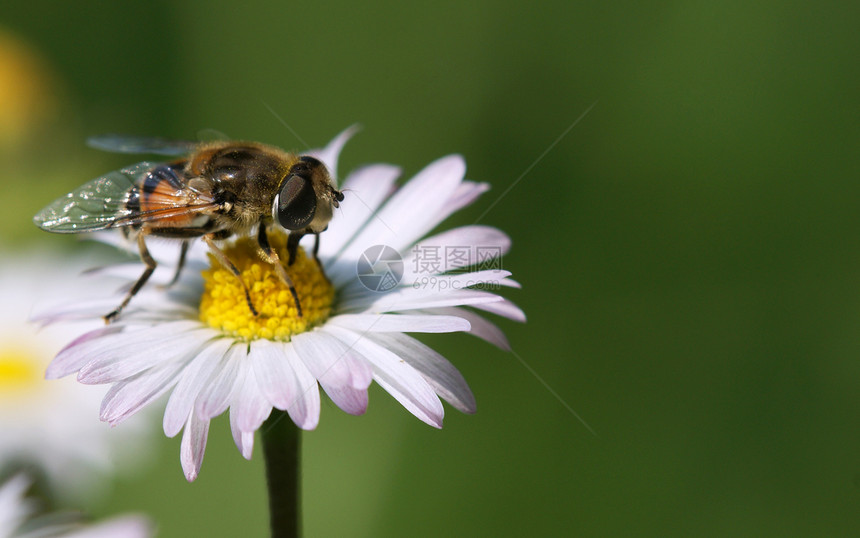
[{"xmin": 3, "ymin": 0, "xmax": 860, "ymax": 535}]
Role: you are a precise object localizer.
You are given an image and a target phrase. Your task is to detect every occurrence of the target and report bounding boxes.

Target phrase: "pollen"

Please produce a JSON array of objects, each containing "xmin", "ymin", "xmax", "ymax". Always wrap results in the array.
[{"xmin": 199, "ymin": 231, "xmax": 335, "ymax": 342}]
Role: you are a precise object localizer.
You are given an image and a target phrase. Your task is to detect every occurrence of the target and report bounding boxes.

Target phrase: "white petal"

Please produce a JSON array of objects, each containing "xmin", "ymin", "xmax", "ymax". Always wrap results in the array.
[
  {"xmin": 291, "ymin": 331, "xmax": 370, "ymax": 415},
  {"xmin": 342, "ymin": 289, "xmax": 505, "ymax": 314},
  {"xmin": 433, "ymin": 180, "xmax": 490, "ymax": 223},
  {"xmin": 195, "ymin": 344, "xmax": 243, "ymax": 421},
  {"xmin": 99, "ymin": 359, "xmax": 186, "ymax": 425},
  {"xmin": 400, "ymin": 225, "xmax": 512, "ymax": 279},
  {"xmin": 45, "ymin": 325, "xmax": 126, "ymax": 379},
  {"xmin": 32, "ymin": 298, "xmax": 126, "ymax": 326},
  {"xmin": 335, "ymin": 269, "xmax": 517, "ymax": 309},
  {"xmin": 249, "ymin": 340, "xmax": 320, "ymax": 430},
  {"xmin": 325, "ymin": 384, "xmax": 369, "ymax": 415},
  {"xmin": 306, "ymin": 124, "xmax": 360, "ymax": 183},
  {"xmin": 163, "ymin": 338, "xmax": 233, "ymax": 437},
  {"xmin": 90, "ymin": 230, "xmax": 198, "ymax": 267},
  {"xmin": 368, "ymin": 332, "xmax": 476, "ymax": 413},
  {"xmin": 471, "ymin": 297, "xmax": 527, "ymax": 322},
  {"xmin": 88, "ymin": 230, "xmax": 133, "ymax": 251},
  {"xmin": 291, "ymin": 331, "xmax": 372, "ymax": 390},
  {"xmin": 247, "ymin": 340, "xmax": 293, "ymax": 409},
  {"xmin": 323, "ymin": 326, "xmax": 444, "ymax": 427},
  {"xmin": 335, "ymin": 155, "xmax": 466, "ymax": 261},
  {"xmin": 401, "ymin": 270, "xmax": 514, "ymax": 291},
  {"xmin": 422, "ymin": 307, "xmax": 511, "ymax": 350},
  {"xmin": 78, "ymin": 326, "xmax": 213, "ymax": 384},
  {"xmin": 283, "ymin": 347, "xmax": 321, "ymax": 430},
  {"xmin": 232, "ymin": 358, "xmax": 272, "ymax": 432},
  {"xmin": 230, "ymin": 408, "xmax": 255, "ymax": 460},
  {"xmin": 84, "ymin": 256, "xmax": 207, "ymax": 286},
  {"xmin": 328, "ymin": 313, "xmax": 470, "ymax": 334},
  {"xmin": 317, "ymin": 163, "xmax": 401, "ymax": 260},
  {"xmin": 62, "ymin": 515, "xmax": 153, "ymax": 538},
  {"xmin": 180, "ymin": 410, "xmax": 210, "ymax": 482},
  {"xmin": 0, "ymin": 475, "xmax": 32, "ymax": 531}
]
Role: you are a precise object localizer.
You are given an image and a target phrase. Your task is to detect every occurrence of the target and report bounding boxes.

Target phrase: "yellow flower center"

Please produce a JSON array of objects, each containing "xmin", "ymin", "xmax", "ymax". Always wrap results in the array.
[
  {"xmin": 0, "ymin": 349, "xmax": 42, "ymax": 394},
  {"xmin": 199, "ymin": 231, "xmax": 335, "ymax": 342}
]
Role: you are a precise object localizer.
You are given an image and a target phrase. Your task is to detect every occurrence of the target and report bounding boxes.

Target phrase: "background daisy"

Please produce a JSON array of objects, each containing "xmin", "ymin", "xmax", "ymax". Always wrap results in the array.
[
  {"xmin": 0, "ymin": 253, "xmax": 153, "ymax": 504},
  {"xmin": 0, "ymin": 474, "xmax": 151, "ymax": 538}
]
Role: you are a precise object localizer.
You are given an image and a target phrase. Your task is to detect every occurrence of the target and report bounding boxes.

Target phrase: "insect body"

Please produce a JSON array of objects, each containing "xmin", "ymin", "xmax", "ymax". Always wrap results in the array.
[{"xmin": 34, "ymin": 136, "xmax": 344, "ymax": 322}]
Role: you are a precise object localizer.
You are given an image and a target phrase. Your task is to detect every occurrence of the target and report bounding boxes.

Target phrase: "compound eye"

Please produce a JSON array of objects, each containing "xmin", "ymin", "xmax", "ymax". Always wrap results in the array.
[{"xmin": 275, "ymin": 174, "xmax": 316, "ymax": 230}]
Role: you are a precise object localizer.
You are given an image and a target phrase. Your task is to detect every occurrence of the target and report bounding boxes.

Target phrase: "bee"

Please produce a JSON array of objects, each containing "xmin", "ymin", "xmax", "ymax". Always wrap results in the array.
[{"xmin": 33, "ymin": 135, "xmax": 344, "ymax": 322}]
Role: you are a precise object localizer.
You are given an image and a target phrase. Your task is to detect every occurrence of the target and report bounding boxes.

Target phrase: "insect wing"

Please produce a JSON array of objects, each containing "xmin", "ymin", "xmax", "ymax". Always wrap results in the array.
[
  {"xmin": 108, "ymin": 164, "xmax": 219, "ymax": 228},
  {"xmin": 87, "ymin": 135, "xmax": 197, "ymax": 156},
  {"xmin": 34, "ymin": 162, "xmax": 158, "ymax": 233}
]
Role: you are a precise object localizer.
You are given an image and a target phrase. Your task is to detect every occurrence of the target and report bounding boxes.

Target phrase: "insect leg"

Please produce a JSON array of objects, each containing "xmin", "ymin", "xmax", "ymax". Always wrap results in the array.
[
  {"xmin": 286, "ymin": 231, "xmax": 304, "ymax": 266},
  {"xmin": 310, "ymin": 233, "xmax": 332, "ymax": 284},
  {"xmin": 258, "ymin": 225, "xmax": 303, "ymax": 317},
  {"xmin": 203, "ymin": 233, "xmax": 259, "ymax": 317},
  {"xmin": 313, "ymin": 233, "xmax": 327, "ymax": 267},
  {"xmin": 104, "ymin": 233, "xmax": 156, "ymax": 323},
  {"xmin": 163, "ymin": 240, "xmax": 189, "ymax": 288}
]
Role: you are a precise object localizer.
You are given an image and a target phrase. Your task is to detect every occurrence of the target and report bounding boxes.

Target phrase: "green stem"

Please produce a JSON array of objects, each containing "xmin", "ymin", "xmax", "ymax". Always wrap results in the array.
[{"xmin": 261, "ymin": 410, "xmax": 301, "ymax": 538}]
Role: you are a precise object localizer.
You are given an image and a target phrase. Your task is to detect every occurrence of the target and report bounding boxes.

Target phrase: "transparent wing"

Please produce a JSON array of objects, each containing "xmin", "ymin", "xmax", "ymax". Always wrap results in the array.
[
  {"xmin": 87, "ymin": 135, "xmax": 197, "ymax": 156},
  {"xmin": 34, "ymin": 162, "xmax": 156, "ymax": 233},
  {"xmin": 34, "ymin": 162, "xmax": 222, "ymax": 234},
  {"xmin": 34, "ymin": 161, "xmax": 220, "ymax": 234}
]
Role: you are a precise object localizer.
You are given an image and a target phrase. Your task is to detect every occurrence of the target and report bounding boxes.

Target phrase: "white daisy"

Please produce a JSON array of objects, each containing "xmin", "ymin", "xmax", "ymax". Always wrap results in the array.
[
  {"xmin": 0, "ymin": 474, "xmax": 151, "ymax": 538},
  {"xmin": 37, "ymin": 128, "xmax": 524, "ymax": 482},
  {"xmin": 0, "ymin": 254, "xmax": 152, "ymax": 501}
]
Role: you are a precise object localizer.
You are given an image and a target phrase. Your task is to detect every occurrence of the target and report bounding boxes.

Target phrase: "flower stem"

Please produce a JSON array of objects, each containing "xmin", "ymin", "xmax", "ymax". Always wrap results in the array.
[{"xmin": 261, "ymin": 410, "xmax": 301, "ymax": 538}]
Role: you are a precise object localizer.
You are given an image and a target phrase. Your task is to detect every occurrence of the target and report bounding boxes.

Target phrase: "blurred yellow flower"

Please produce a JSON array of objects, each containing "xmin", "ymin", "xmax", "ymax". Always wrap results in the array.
[{"xmin": 0, "ymin": 29, "xmax": 58, "ymax": 148}]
